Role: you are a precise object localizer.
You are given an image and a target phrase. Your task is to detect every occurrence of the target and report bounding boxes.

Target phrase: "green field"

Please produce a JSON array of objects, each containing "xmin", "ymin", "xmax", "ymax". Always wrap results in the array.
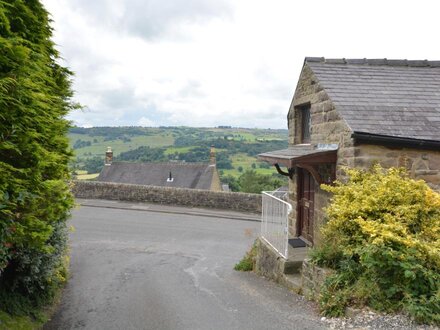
[
  {"xmin": 76, "ymin": 173, "xmax": 100, "ymax": 180},
  {"xmin": 163, "ymin": 146, "xmax": 194, "ymax": 155},
  {"xmin": 69, "ymin": 132, "xmax": 174, "ymax": 158},
  {"xmin": 219, "ymin": 153, "xmax": 273, "ymax": 177}
]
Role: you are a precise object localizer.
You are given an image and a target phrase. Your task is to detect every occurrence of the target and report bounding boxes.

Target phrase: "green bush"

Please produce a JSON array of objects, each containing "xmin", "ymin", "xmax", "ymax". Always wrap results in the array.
[
  {"xmin": 0, "ymin": 0, "xmax": 75, "ymax": 316},
  {"xmin": 312, "ymin": 165, "xmax": 440, "ymax": 324}
]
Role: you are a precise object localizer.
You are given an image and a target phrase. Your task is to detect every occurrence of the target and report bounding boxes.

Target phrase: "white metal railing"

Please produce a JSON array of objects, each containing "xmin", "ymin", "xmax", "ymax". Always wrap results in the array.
[{"xmin": 261, "ymin": 191, "xmax": 292, "ymax": 259}]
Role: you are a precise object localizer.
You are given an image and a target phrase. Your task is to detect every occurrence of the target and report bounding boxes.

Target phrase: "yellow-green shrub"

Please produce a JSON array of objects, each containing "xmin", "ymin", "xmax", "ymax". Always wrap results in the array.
[{"xmin": 312, "ymin": 165, "xmax": 440, "ymax": 324}]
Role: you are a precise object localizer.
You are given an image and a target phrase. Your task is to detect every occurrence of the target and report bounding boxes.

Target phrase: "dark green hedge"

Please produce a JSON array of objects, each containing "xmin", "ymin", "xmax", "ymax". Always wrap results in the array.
[{"xmin": 0, "ymin": 0, "xmax": 75, "ymax": 314}]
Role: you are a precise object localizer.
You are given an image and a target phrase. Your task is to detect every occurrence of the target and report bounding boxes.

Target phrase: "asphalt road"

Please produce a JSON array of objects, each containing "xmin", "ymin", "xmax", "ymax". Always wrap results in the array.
[{"xmin": 45, "ymin": 200, "xmax": 326, "ymax": 330}]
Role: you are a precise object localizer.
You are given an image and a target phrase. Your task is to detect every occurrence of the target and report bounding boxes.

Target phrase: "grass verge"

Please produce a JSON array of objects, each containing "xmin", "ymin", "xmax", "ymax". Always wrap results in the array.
[
  {"xmin": 0, "ymin": 310, "xmax": 45, "ymax": 330},
  {"xmin": 234, "ymin": 240, "xmax": 257, "ymax": 271},
  {"xmin": 0, "ymin": 279, "xmax": 65, "ymax": 330}
]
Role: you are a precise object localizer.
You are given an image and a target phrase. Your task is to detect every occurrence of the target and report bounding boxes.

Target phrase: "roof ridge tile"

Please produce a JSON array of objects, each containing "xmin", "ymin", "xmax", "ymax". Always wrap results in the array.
[{"xmin": 305, "ymin": 57, "xmax": 440, "ymax": 68}]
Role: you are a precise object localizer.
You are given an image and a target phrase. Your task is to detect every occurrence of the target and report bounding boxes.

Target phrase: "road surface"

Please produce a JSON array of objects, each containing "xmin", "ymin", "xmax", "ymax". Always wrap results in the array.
[{"xmin": 45, "ymin": 200, "xmax": 326, "ymax": 330}]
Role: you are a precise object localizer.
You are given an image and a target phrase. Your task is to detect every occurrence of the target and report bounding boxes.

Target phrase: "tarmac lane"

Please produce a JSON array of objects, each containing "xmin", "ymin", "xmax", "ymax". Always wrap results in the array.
[{"xmin": 44, "ymin": 200, "xmax": 326, "ymax": 330}]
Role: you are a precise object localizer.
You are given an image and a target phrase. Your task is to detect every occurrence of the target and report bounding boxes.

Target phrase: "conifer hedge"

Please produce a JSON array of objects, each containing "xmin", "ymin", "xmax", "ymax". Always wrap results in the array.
[{"xmin": 0, "ymin": 0, "xmax": 75, "ymax": 314}]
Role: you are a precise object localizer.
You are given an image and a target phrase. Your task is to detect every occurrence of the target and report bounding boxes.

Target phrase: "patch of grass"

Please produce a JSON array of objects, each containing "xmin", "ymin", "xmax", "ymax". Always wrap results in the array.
[
  {"xmin": 234, "ymin": 241, "xmax": 257, "ymax": 271},
  {"xmin": 0, "ymin": 310, "xmax": 44, "ymax": 330},
  {"xmin": 76, "ymin": 173, "xmax": 99, "ymax": 180}
]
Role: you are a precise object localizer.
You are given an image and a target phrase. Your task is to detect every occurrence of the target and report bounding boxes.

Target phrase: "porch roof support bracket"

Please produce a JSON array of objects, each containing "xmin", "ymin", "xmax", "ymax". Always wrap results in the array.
[
  {"xmin": 296, "ymin": 163, "xmax": 322, "ymax": 184},
  {"xmin": 274, "ymin": 163, "xmax": 295, "ymax": 179}
]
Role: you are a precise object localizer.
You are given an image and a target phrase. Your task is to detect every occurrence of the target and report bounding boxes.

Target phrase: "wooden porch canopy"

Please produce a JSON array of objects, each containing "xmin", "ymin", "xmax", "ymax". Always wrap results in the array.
[{"xmin": 258, "ymin": 144, "xmax": 338, "ymax": 184}]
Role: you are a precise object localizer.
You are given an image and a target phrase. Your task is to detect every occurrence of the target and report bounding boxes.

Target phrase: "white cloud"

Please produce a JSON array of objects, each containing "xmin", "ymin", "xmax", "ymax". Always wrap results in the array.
[
  {"xmin": 43, "ymin": 0, "xmax": 440, "ymax": 128},
  {"xmin": 137, "ymin": 117, "xmax": 157, "ymax": 127}
]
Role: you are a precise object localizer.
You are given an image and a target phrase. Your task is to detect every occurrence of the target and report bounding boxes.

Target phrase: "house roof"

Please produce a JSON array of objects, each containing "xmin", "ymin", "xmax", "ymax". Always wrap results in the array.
[
  {"xmin": 97, "ymin": 162, "xmax": 216, "ymax": 190},
  {"xmin": 305, "ymin": 57, "xmax": 440, "ymax": 143}
]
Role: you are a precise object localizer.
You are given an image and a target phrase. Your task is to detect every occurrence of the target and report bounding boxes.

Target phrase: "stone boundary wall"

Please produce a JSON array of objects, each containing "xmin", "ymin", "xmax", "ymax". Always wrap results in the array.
[
  {"xmin": 72, "ymin": 180, "xmax": 261, "ymax": 213},
  {"xmin": 302, "ymin": 258, "xmax": 334, "ymax": 301}
]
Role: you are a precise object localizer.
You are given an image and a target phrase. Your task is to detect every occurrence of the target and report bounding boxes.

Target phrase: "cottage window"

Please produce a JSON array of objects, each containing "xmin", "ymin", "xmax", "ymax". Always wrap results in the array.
[{"xmin": 300, "ymin": 105, "xmax": 311, "ymax": 144}]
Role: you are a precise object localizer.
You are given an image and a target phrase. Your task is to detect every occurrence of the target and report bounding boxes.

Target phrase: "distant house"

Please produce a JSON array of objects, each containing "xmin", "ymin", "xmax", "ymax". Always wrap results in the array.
[
  {"xmin": 259, "ymin": 57, "xmax": 440, "ymax": 246},
  {"xmin": 97, "ymin": 146, "xmax": 223, "ymax": 191}
]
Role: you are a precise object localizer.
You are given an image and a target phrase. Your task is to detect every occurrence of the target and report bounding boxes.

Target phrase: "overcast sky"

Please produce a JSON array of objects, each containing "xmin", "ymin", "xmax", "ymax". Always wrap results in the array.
[{"xmin": 42, "ymin": 0, "xmax": 439, "ymax": 128}]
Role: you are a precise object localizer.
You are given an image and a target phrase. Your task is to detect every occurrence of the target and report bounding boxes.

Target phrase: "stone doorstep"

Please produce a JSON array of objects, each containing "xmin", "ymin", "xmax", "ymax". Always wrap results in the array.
[
  {"xmin": 256, "ymin": 237, "xmax": 309, "ymax": 295},
  {"xmin": 280, "ymin": 246, "xmax": 309, "ymax": 295},
  {"xmin": 256, "ymin": 238, "xmax": 333, "ymax": 304},
  {"xmin": 283, "ymin": 246, "xmax": 310, "ymax": 275},
  {"xmin": 282, "ymin": 246, "xmax": 310, "ymax": 294}
]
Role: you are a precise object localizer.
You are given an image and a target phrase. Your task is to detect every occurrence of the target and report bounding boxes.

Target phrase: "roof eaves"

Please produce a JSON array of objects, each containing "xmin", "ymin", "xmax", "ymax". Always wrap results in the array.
[{"xmin": 352, "ymin": 132, "xmax": 440, "ymax": 150}]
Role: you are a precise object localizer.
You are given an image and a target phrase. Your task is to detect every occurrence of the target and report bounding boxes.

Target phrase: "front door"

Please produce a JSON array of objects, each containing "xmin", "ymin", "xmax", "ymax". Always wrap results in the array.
[{"xmin": 297, "ymin": 168, "xmax": 315, "ymax": 244}]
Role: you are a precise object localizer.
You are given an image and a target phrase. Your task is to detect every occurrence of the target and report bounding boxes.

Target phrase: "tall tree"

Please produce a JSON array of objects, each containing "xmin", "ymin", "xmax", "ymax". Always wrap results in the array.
[{"xmin": 0, "ymin": 0, "xmax": 75, "ymax": 313}]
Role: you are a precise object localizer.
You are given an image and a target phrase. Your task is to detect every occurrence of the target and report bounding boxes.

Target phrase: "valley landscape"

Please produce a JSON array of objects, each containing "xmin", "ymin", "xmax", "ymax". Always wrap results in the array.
[{"xmin": 69, "ymin": 126, "xmax": 289, "ymax": 192}]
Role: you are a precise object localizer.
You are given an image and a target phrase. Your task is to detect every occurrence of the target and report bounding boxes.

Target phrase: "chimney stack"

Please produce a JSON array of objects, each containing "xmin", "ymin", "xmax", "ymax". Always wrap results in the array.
[
  {"xmin": 210, "ymin": 145, "xmax": 216, "ymax": 165},
  {"xmin": 105, "ymin": 146, "xmax": 113, "ymax": 166}
]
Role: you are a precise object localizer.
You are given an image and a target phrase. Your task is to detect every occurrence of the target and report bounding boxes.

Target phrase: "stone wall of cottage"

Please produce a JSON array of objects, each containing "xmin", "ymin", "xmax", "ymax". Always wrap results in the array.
[
  {"xmin": 286, "ymin": 64, "xmax": 354, "ymax": 243},
  {"xmin": 72, "ymin": 180, "xmax": 261, "ymax": 213},
  {"xmin": 288, "ymin": 65, "xmax": 353, "ymax": 154},
  {"xmin": 354, "ymin": 145, "xmax": 440, "ymax": 191}
]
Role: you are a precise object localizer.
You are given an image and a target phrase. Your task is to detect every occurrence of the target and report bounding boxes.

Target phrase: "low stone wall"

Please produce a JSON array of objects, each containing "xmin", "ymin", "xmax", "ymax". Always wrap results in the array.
[
  {"xmin": 254, "ymin": 237, "xmax": 286, "ymax": 282},
  {"xmin": 72, "ymin": 180, "xmax": 261, "ymax": 213},
  {"xmin": 302, "ymin": 258, "xmax": 334, "ymax": 301}
]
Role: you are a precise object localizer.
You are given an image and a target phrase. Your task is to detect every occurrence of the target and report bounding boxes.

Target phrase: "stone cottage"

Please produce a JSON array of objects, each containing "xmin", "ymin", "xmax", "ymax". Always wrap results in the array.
[
  {"xmin": 97, "ymin": 146, "xmax": 223, "ymax": 191},
  {"xmin": 259, "ymin": 57, "xmax": 440, "ymax": 247}
]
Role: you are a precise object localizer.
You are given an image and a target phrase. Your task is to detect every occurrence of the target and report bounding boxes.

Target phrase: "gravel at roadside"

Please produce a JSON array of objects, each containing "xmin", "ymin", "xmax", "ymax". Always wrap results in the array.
[{"xmin": 322, "ymin": 308, "xmax": 439, "ymax": 329}]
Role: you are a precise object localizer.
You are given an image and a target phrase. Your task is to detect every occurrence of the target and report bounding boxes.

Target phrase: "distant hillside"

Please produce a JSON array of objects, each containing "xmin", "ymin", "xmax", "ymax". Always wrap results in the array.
[{"xmin": 69, "ymin": 126, "xmax": 288, "ymax": 184}]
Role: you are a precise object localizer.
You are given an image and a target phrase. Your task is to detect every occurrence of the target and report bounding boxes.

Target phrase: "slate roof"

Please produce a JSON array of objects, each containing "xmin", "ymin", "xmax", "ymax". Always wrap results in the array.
[
  {"xmin": 305, "ymin": 57, "xmax": 440, "ymax": 142},
  {"xmin": 97, "ymin": 162, "xmax": 216, "ymax": 190}
]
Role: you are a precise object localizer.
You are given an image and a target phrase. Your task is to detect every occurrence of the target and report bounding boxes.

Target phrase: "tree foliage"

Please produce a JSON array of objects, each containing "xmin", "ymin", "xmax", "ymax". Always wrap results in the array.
[
  {"xmin": 118, "ymin": 146, "xmax": 166, "ymax": 162},
  {"xmin": 0, "ymin": 0, "xmax": 75, "ymax": 314},
  {"xmin": 219, "ymin": 174, "xmax": 240, "ymax": 192},
  {"xmin": 237, "ymin": 170, "xmax": 286, "ymax": 194},
  {"xmin": 312, "ymin": 165, "xmax": 440, "ymax": 324}
]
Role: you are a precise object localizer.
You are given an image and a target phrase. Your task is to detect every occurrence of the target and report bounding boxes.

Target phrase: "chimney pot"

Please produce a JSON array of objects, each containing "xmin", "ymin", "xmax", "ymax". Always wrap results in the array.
[
  {"xmin": 105, "ymin": 146, "xmax": 113, "ymax": 166},
  {"xmin": 167, "ymin": 171, "xmax": 174, "ymax": 182}
]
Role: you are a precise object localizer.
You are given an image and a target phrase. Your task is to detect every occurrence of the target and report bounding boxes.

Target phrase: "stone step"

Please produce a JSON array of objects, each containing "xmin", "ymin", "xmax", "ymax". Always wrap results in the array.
[
  {"xmin": 283, "ymin": 246, "xmax": 309, "ymax": 274},
  {"xmin": 281, "ymin": 274, "xmax": 302, "ymax": 294},
  {"xmin": 283, "ymin": 259, "xmax": 303, "ymax": 274}
]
